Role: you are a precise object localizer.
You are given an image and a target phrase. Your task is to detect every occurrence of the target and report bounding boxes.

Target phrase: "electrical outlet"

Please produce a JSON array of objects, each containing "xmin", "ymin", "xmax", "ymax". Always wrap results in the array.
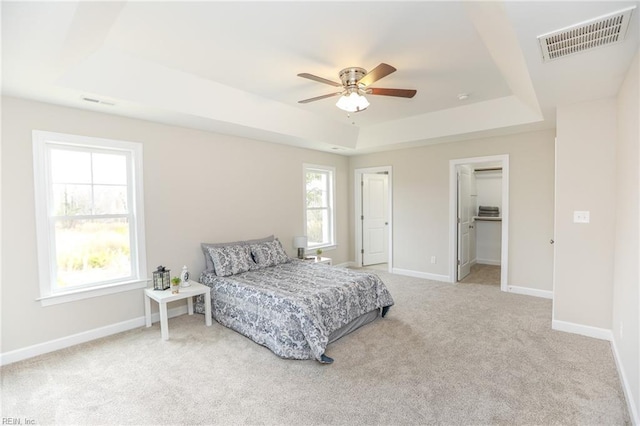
[{"xmin": 430, "ymin": 256, "xmax": 436, "ymax": 264}]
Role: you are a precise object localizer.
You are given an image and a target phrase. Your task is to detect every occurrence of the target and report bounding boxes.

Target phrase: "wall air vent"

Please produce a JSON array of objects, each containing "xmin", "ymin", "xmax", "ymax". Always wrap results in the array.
[
  {"xmin": 537, "ymin": 6, "xmax": 635, "ymax": 62},
  {"xmin": 82, "ymin": 97, "xmax": 115, "ymax": 106}
]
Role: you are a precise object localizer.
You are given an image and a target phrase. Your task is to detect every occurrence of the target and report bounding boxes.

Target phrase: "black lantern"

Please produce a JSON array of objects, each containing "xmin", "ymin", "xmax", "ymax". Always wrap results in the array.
[{"xmin": 153, "ymin": 265, "xmax": 170, "ymax": 290}]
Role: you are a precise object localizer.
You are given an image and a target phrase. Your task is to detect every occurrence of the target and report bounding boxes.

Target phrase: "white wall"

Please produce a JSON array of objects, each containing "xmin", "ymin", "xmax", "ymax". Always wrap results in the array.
[
  {"xmin": 475, "ymin": 171, "xmax": 502, "ymax": 212},
  {"xmin": 349, "ymin": 129, "xmax": 555, "ymax": 291},
  {"xmin": 554, "ymin": 52, "xmax": 639, "ymax": 424},
  {"xmin": 612, "ymin": 51, "xmax": 639, "ymax": 424},
  {"xmin": 475, "ymin": 170, "xmax": 502, "ymax": 264},
  {"xmin": 0, "ymin": 96, "xmax": 350, "ymax": 355},
  {"xmin": 555, "ymin": 99, "xmax": 617, "ymax": 331},
  {"xmin": 475, "ymin": 220, "xmax": 502, "ymax": 265}
]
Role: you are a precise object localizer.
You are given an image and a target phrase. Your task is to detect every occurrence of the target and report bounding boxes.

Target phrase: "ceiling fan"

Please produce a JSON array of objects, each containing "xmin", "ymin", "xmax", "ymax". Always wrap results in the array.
[{"xmin": 297, "ymin": 63, "xmax": 417, "ymax": 112}]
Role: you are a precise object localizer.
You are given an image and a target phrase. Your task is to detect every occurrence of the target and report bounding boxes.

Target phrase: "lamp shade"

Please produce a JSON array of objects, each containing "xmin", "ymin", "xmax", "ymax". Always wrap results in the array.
[
  {"xmin": 293, "ymin": 236, "xmax": 308, "ymax": 248},
  {"xmin": 336, "ymin": 92, "xmax": 370, "ymax": 112}
]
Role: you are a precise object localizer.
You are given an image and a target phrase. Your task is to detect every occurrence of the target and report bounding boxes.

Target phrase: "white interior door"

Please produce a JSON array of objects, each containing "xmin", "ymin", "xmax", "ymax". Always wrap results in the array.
[
  {"xmin": 457, "ymin": 166, "xmax": 472, "ymax": 280},
  {"xmin": 362, "ymin": 173, "xmax": 388, "ymax": 266}
]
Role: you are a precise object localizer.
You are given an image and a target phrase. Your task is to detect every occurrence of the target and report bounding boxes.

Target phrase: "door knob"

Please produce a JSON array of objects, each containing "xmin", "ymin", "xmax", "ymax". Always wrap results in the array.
[{"xmin": 550, "ymin": 239, "xmax": 554, "ymax": 244}]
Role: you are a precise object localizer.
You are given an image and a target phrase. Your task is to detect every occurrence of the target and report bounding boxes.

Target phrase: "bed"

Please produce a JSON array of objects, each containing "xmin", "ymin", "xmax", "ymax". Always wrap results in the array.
[{"xmin": 194, "ymin": 236, "xmax": 394, "ymax": 364}]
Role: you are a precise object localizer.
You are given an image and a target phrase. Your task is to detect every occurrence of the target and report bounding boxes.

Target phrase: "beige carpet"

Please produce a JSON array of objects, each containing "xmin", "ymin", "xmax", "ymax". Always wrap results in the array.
[
  {"xmin": 1, "ymin": 270, "xmax": 630, "ymax": 425},
  {"xmin": 460, "ymin": 264, "xmax": 501, "ymax": 285}
]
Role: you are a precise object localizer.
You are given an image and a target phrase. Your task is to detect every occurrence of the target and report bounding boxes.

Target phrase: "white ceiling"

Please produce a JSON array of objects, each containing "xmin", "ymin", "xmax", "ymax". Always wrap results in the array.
[{"xmin": 2, "ymin": 1, "xmax": 638, "ymax": 154}]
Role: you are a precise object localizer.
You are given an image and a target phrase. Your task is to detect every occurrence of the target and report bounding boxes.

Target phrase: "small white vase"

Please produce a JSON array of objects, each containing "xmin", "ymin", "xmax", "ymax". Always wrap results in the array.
[{"xmin": 180, "ymin": 265, "xmax": 190, "ymax": 287}]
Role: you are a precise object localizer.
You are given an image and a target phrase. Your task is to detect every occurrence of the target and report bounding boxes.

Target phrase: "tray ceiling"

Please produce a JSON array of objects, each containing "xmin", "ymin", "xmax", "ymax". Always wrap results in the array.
[{"xmin": 2, "ymin": 1, "xmax": 638, "ymax": 154}]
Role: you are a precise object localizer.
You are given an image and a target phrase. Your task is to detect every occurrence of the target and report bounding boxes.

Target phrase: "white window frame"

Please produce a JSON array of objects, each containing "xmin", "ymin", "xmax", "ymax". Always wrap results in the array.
[
  {"xmin": 303, "ymin": 164, "xmax": 336, "ymax": 251},
  {"xmin": 32, "ymin": 130, "xmax": 147, "ymax": 306}
]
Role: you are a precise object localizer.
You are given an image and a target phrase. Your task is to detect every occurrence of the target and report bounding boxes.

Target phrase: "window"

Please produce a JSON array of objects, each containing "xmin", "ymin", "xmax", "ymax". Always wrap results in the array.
[
  {"xmin": 304, "ymin": 164, "xmax": 335, "ymax": 250},
  {"xmin": 33, "ymin": 131, "xmax": 147, "ymax": 305}
]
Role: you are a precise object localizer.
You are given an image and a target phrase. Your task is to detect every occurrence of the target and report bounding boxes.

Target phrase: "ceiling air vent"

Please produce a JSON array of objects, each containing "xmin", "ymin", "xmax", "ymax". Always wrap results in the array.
[{"xmin": 537, "ymin": 6, "xmax": 636, "ymax": 62}]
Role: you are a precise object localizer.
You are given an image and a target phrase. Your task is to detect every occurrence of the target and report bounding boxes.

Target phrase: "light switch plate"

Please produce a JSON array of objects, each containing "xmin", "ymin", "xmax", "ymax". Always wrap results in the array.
[{"xmin": 573, "ymin": 211, "xmax": 590, "ymax": 223}]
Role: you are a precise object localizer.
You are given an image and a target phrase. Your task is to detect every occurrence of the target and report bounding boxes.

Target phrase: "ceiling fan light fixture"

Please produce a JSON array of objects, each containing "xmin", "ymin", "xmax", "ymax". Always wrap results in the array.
[
  {"xmin": 298, "ymin": 63, "xmax": 415, "ymax": 108},
  {"xmin": 336, "ymin": 92, "xmax": 370, "ymax": 112}
]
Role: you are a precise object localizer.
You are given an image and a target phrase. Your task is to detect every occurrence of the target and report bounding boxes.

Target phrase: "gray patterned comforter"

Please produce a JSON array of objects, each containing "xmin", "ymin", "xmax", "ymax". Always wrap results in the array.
[{"xmin": 195, "ymin": 260, "xmax": 394, "ymax": 362}]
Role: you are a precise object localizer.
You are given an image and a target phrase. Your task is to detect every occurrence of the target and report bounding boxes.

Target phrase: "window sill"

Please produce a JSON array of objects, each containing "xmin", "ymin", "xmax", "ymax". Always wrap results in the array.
[
  {"xmin": 307, "ymin": 244, "xmax": 336, "ymax": 252},
  {"xmin": 37, "ymin": 279, "xmax": 148, "ymax": 307}
]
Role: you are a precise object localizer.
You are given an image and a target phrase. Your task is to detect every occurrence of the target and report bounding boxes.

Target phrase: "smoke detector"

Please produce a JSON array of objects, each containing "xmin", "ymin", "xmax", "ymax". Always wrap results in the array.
[{"xmin": 537, "ymin": 6, "xmax": 636, "ymax": 62}]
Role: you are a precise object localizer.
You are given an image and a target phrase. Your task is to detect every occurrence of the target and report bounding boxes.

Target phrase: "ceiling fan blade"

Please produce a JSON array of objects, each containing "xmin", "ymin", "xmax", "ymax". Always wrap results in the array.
[
  {"xmin": 358, "ymin": 63, "xmax": 396, "ymax": 87},
  {"xmin": 298, "ymin": 92, "xmax": 342, "ymax": 104},
  {"xmin": 368, "ymin": 88, "xmax": 417, "ymax": 98},
  {"xmin": 297, "ymin": 73, "xmax": 342, "ymax": 87}
]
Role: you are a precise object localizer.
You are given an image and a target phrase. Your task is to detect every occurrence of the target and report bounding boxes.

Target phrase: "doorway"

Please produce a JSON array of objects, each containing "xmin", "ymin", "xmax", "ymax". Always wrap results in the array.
[
  {"xmin": 449, "ymin": 155, "xmax": 509, "ymax": 291},
  {"xmin": 354, "ymin": 166, "xmax": 392, "ymax": 270}
]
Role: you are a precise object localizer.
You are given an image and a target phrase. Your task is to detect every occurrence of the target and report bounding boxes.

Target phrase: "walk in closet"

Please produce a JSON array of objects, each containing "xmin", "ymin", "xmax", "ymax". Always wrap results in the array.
[{"xmin": 472, "ymin": 167, "xmax": 502, "ymax": 266}]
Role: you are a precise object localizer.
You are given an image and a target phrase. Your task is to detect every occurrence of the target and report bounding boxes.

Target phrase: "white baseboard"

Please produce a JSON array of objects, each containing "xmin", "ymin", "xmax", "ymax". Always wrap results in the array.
[
  {"xmin": 476, "ymin": 258, "xmax": 501, "ymax": 266},
  {"xmin": 0, "ymin": 305, "xmax": 188, "ymax": 366},
  {"xmin": 611, "ymin": 336, "xmax": 639, "ymax": 425},
  {"xmin": 335, "ymin": 261, "xmax": 356, "ymax": 268},
  {"xmin": 392, "ymin": 268, "xmax": 451, "ymax": 283},
  {"xmin": 551, "ymin": 319, "xmax": 613, "ymax": 341},
  {"xmin": 507, "ymin": 285, "xmax": 553, "ymax": 299}
]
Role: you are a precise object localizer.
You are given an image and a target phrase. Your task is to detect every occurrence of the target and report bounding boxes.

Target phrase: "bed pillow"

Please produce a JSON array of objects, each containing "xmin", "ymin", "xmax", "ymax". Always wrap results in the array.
[
  {"xmin": 201, "ymin": 235, "xmax": 274, "ymax": 272},
  {"xmin": 207, "ymin": 244, "xmax": 254, "ymax": 277},
  {"xmin": 250, "ymin": 239, "xmax": 291, "ymax": 268}
]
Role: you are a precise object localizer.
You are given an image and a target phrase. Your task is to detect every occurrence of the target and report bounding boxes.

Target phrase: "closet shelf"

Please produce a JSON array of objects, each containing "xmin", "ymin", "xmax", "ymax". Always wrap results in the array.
[{"xmin": 473, "ymin": 216, "xmax": 502, "ymax": 222}]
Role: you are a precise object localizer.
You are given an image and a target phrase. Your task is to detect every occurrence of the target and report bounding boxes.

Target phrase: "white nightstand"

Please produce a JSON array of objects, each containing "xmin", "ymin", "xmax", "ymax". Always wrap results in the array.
[
  {"xmin": 144, "ymin": 281, "xmax": 212, "ymax": 340},
  {"xmin": 305, "ymin": 256, "xmax": 332, "ymax": 265}
]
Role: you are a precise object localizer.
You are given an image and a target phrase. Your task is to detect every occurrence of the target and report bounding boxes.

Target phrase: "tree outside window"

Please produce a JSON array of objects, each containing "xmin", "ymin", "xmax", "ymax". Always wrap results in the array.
[
  {"xmin": 304, "ymin": 165, "xmax": 335, "ymax": 249},
  {"xmin": 33, "ymin": 131, "xmax": 147, "ymax": 304}
]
